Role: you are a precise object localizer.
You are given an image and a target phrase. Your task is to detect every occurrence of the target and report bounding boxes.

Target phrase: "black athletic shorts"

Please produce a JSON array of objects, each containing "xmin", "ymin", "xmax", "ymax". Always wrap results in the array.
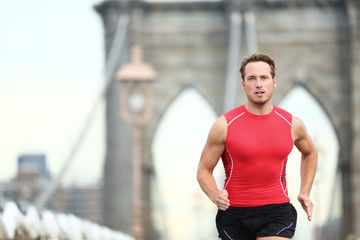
[{"xmin": 216, "ymin": 202, "xmax": 297, "ymax": 240}]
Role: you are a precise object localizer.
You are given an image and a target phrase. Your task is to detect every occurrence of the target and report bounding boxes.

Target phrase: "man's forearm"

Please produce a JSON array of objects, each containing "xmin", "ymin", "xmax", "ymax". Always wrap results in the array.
[
  {"xmin": 299, "ymin": 151, "xmax": 318, "ymax": 196},
  {"xmin": 197, "ymin": 169, "xmax": 220, "ymax": 203}
]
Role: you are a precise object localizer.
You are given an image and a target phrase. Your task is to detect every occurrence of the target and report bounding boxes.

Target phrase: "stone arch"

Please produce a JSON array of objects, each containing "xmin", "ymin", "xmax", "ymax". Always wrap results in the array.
[
  {"xmin": 149, "ymin": 85, "xmax": 218, "ymax": 144},
  {"xmin": 273, "ymin": 66, "xmax": 353, "ymax": 238},
  {"xmin": 150, "ymin": 86, "xmax": 218, "ymax": 239},
  {"xmin": 279, "ymin": 82, "xmax": 341, "ymax": 141},
  {"xmin": 279, "ymin": 84, "xmax": 341, "ymax": 239}
]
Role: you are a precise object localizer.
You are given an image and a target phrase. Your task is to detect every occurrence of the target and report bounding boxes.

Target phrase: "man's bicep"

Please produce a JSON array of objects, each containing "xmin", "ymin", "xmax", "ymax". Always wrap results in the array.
[
  {"xmin": 199, "ymin": 143, "xmax": 224, "ymax": 172},
  {"xmin": 199, "ymin": 117, "xmax": 227, "ymax": 171},
  {"xmin": 293, "ymin": 116, "xmax": 315, "ymax": 155}
]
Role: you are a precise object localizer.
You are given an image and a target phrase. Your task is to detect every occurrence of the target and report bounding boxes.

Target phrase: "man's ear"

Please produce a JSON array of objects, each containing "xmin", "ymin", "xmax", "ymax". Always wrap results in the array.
[
  {"xmin": 273, "ymin": 77, "xmax": 277, "ymax": 87},
  {"xmin": 241, "ymin": 80, "xmax": 245, "ymax": 90}
]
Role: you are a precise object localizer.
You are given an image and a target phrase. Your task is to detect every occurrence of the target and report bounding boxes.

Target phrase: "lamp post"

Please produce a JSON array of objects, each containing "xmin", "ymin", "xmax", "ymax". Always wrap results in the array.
[{"xmin": 115, "ymin": 45, "xmax": 156, "ymax": 240}]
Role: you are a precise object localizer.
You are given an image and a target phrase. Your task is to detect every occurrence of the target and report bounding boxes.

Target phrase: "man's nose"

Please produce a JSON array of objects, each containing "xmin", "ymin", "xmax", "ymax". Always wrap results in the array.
[{"xmin": 256, "ymin": 79, "xmax": 262, "ymax": 88}]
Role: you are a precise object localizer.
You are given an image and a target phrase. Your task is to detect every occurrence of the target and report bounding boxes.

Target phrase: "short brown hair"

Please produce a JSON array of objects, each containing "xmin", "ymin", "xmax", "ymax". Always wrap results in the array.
[{"xmin": 239, "ymin": 53, "xmax": 276, "ymax": 81}]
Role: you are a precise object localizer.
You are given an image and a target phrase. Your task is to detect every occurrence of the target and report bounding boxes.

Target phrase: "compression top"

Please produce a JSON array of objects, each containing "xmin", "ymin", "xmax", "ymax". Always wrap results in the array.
[{"xmin": 221, "ymin": 105, "xmax": 294, "ymax": 207}]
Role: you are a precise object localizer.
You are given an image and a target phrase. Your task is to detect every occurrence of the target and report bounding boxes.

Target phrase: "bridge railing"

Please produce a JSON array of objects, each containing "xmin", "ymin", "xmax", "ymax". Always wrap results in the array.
[{"xmin": 0, "ymin": 201, "xmax": 134, "ymax": 240}]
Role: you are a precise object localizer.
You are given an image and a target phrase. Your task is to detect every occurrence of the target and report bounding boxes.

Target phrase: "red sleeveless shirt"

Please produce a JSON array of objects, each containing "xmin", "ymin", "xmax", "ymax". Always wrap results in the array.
[{"xmin": 221, "ymin": 105, "xmax": 293, "ymax": 207}]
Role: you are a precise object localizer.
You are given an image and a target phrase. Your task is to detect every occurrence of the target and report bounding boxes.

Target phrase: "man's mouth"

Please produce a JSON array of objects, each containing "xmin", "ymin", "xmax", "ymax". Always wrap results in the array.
[{"xmin": 255, "ymin": 91, "xmax": 265, "ymax": 96}]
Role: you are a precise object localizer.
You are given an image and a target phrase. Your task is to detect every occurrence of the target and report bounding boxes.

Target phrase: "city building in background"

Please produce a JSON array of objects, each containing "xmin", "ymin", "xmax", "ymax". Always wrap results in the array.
[{"xmin": 0, "ymin": 154, "xmax": 103, "ymax": 226}]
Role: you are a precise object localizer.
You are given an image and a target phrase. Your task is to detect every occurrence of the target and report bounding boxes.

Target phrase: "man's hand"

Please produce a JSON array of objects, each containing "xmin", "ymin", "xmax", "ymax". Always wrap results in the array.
[
  {"xmin": 297, "ymin": 194, "xmax": 313, "ymax": 221},
  {"xmin": 214, "ymin": 189, "xmax": 230, "ymax": 210}
]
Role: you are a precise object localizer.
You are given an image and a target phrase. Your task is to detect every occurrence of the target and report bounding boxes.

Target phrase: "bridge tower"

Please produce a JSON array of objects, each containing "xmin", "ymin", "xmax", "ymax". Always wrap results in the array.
[{"xmin": 95, "ymin": 0, "xmax": 360, "ymax": 239}]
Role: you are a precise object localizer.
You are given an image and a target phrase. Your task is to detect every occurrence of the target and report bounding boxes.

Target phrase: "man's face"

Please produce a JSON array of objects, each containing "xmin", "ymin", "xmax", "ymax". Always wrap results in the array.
[{"xmin": 241, "ymin": 61, "xmax": 277, "ymax": 106}]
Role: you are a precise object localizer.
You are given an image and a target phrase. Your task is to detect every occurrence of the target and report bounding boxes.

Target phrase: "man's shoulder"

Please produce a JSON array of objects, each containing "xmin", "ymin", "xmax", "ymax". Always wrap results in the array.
[
  {"xmin": 273, "ymin": 106, "xmax": 293, "ymax": 124},
  {"xmin": 223, "ymin": 105, "xmax": 245, "ymax": 123},
  {"xmin": 273, "ymin": 105, "xmax": 291, "ymax": 115}
]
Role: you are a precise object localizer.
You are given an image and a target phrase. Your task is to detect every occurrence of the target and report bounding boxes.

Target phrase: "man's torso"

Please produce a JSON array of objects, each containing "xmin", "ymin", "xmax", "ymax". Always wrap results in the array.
[{"xmin": 221, "ymin": 105, "xmax": 294, "ymax": 207}]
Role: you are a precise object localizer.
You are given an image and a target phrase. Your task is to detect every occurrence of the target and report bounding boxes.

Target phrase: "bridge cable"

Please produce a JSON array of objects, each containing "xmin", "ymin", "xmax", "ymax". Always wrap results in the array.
[{"xmin": 34, "ymin": 14, "xmax": 130, "ymax": 207}]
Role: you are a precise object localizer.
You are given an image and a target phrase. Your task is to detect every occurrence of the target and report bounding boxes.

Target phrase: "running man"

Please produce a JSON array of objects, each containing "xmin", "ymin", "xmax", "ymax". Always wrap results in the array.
[{"xmin": 197, "ymin": 53, "xmax": 317, "ymax": 240}]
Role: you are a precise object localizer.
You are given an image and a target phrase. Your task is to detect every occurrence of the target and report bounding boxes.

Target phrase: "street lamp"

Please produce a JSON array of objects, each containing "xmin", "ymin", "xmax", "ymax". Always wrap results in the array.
[{"xmin": 115, "ymin": 44, "xmax": 157, "ymax": 240}]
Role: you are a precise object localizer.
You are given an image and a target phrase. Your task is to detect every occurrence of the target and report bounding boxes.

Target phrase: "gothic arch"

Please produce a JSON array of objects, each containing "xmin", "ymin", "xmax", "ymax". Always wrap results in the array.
[
  {"xmin": 150, "ymin": 87, "xmax": 218, "ymax": 239},
  {"xmin": 279, "ymin": 85, "xmax": 341, "ymax": 238},
  {"xmin": 150, "ymin": 85, "xmax": 218, "ymax": 145},
  {"xmin": 279, "ymin": 83, "xmax": 341, "ymax": 141}
]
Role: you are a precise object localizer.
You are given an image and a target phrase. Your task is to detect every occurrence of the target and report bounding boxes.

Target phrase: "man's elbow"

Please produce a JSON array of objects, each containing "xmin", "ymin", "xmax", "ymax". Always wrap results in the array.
[
  {"xmin": 196, "ymin": 168, "xmax": 203, "ymax": 184},
  {"xmin": 197, "ymin": 167, "xmax": 208, "ymax": 185},
  {"xmin": 304, "ymin": 149, "xmax": 318, "ymax": 166},
  {"xmin": 303, "ymin": 147, "xmax": 318, "ymax": 160},
  {"xmin": 312, "ymin": 148, "xmax": 318, "ymax": 161}
]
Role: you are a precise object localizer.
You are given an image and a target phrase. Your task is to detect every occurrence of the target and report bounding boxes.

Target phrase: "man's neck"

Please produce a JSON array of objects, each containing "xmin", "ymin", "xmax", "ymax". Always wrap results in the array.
[{"xmin": 244, "ymin": 102, "xmax": 273, "ymax": 115}]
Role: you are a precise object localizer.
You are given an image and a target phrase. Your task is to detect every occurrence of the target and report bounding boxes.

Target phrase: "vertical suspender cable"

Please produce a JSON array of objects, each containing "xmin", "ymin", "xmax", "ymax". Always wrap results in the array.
[
  {"xmin": 35, "ymin": 14, "xmax": 130, "ymax": 207},
  {"xmin": 224, "ymin": 11, "xmax": 242, "ymax": 112},
  {"xmin": 224, "ymin": 9, "xmax": 258, "ymax": 113},
  {"xmin": 244, "ymin": 10, "xmax": 258, "ymax": 55}
]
